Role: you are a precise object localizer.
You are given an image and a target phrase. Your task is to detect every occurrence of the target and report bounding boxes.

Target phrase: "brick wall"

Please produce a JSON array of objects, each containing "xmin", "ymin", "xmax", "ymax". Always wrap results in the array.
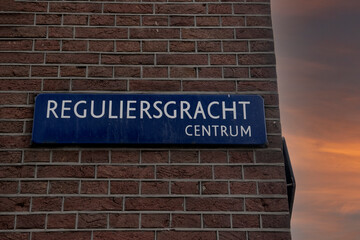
[{"xmin": 0, "ymin": 0, "xmax": 291, "ymax": 239}]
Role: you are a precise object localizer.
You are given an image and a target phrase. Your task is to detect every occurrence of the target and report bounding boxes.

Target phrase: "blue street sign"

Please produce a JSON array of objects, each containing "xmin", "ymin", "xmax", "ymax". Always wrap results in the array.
[{"xmin": 32, "ymin": 94, "xmax": 267, "ymax": 145}]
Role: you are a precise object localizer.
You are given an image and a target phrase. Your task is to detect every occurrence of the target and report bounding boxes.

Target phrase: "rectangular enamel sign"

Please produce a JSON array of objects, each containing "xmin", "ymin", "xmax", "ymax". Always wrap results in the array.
[{"xmin": 32, "ymin": 94, "xmax": 267, "ymax": 145}]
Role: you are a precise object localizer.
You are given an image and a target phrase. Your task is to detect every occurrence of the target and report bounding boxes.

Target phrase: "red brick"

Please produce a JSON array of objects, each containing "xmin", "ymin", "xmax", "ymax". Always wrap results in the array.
[
  {"xmin": 125, "ymin": 198, "xmax": 183, "ymax": 211},
  {"xmin": 262, "ymin": 214, "xmax": 290, "ymax": 228},
  {"xmin": 171, "ymin": 181, "xmax": 199, "ymax": 194},
  {"xmin": 197, "ymin": 17, "xmax": 220, "ymax": 26},
  {"xmin": 23, "ymin": 151, "xmax": 49, "ymax": 163},
  {"xmin": 215, "ymin": 166, "xmax": 242, "ymax": 179},
  {"xmin": 47, "ymin": 53, "xmax": 99, "ymax": 64},
  {"xmin": 0, "ymin": 13, "xmax": 34, "ymax": 25},
  {"xmin": 111, "ymin": 150, "xmax": 140, "ymax": 163},
  {"xmin": 142, "ymin": 181, "xmax": 169, "ymax": 195},
  {"xmin": 81, "ymin": 181, "xmax": 108, "ymax": 194},
  {"xmin": 200, "ymin": 150, "xmax": 227, "ymax": 163},
  {"xmin": 49, "ymin": 181, "xmax": 79, "ymax": 194},
  {"xmin": 116, "ymin": 41, "xmax": 141, "ymax": 52},
  {"xmin": 238, "ymin": 80, "xmax": 277, "ymax": 92},
  {"xmin": 258, "ymin": 182, "xmax": 287, "ymax": 195},
  {"xmin": 129, "ymin": 80, "xmax": 180, "ymax": 91},
  {"xmin": 248, "ymin": 232, "xmax": 291, "ymax": 240},
  {"xmin": 37, "ymin": 166, "xmax": 95, "ymax": 178},
  {"xmin": 0, "ymin": 215, "xmax": 14, "ymax": 229},
  {"xmin": 183, "ymin": 80, "xmax": 236, "ymax": 92},
  {"xmin": 211, "ymin": 54, "xmax": 236, "ymax": 65},
  {"xmin": 223, "ymin": 41, "xmax": 248, "ymax": 52},
  {"xmin": 78, "ymin": 213, "xmax": 107, "ymax": 229},
  {"xmin": 224, "ymin": 67, "xmax": 248, "ymax": 78},
  {"xmin": 244, "ymin": 166, "xmax": 285, "ymax": 180},
  {"xmin": 0, "ymin": 26, "xmax": 46, "ymax": 38},
  {"xmin": 102, "ymin": 54, "xmax": 154, "ymax": 65},
  {"xmin": 36, "ymin": 14, "xmax": 62, "ymax": 25},
  {"xmin": 267, "ymin": 135, "xmax": 282, "ymax": 148},
  {"xmin": 81, "ymin": 150, "xmax": 109, "ymax": 163},
  {"xmin": 35, "ymin": 40, "xmax": 60, "ymax": 51},
  {"xmin": 143, "ymin": 67, "xmax": 168, "ymax": 78},
  {"xmin": 32, "ymin": 197, "xmax": 62, "ymax": 211},
  {"xmin": 130, "ymin": 28, "xmax": 180, "ymax": 39},
  {"xmin": 89, "ymin": 41, "xmax": 114, "ymax": 52},
  {"xmin": 0, "ymin": 79, "xmax": 40, "ymax": 91},
  {"xmin": 1, "ymin": 0, "xmax": 47, "ymax": 12},
  {"xmin": 219, "ymin": 231, "xmax": 246, "ymax": 240},
  {"xmin": 0, "ymin": 121, "xmax": 23, "ymax": 133},
  {"xmin": 265, "ymin": 107, "xmax": 280, "ymax": 118},
  {"xmin": 183, "ymin": 29, "xmax": 234, "ymax": 39},
  {"xmin": 114, "ymin": 66, "xmax": 141, "ymax": 78},
  {"xmin": 141, "ymin": 214, "xmax": 170, "ymax": 228},
  {"xmin": 234, "ymin": 4, "xmax": 271, "ymax": 14},
  {"xmin": 16, "ymin": 214, "xmax": 45, "ymax": 229},
  {"xmin": 94, "ymin": 232, "xmax": 154, "ymax": 240},
  {"xmin": 170, "ymin": 151, "xmax": 198, "ymax": 163},
  {"xmin": 104, "ymin": 4, "xmax": 153, "ymax": 14},
  {"xmin": 0, "ymin": 198, "xmax": 29, "ymax": 212},
  {"xmin": 63, "ymin": 15, "xmax": 88, "ymax": 25},
  {"xmin": 157, "ymin": 166, "xmax": 211, "ymax": 179},
  {"xmin": 251, "ymin": 67, "xmax": 277, "ymax": 78},
  {"xmin": 0, "ymin": 151, "xmax": 22, "ymax": 164},
  {"xmin": 0, "ymin": 40, "xmax": 32, "ymax": 51},
  {"xmin": 197, "ymin": 41, "xmax": 221, "ymax": 52},
  {"xmin": 170, "ymin": 67, "xmax": 196, "ymax": 78},
  {"xmin": 247, "ymin": 16, "xmax": 272, "ymax": 27},
  {"xmin": 236, "ymin": 28, "xmax": 273, "ymax": 39},
  {"xmin": 246, "ymin": 198, "xmax": 289, "ymax": 212},
  {"xmin": 222, "ymin": 16, "xmax": 245, "ymax": 26},
  {"xmin": 0, "ymin": 107, "xmax": 33, "ymax": 119},
  {"xmin": 98, "ymin": 166, "xmax": 154, "ymax": 179},
  {"xmin": 20, "ymin": 181, "xmax": 47, "ymax": 194},
  {"xmin": 0, "ymin": 53, "xmax": 43, "ymax": 64},
  {"xmin": 171, "ymin": 214, "xmax": 201, "ymax": 228},
  {"xmin": 158, "ymin": 231, "xmax": 216, "ymax": 240},
  {"xmin": 117, "ymin": 16, "xmax": 141, "ymax": 26},
  {"xmin": 43, "ymin": 79, "xmax": 70, "ymax": 91},
  {"xmin": 157, "ymin": 54, "xmax": 207, "ymax": 65},
  {"xmin": 109, "ymin": 214, "xmax": 139, "ymax": 228},
  {"xmin": 204, "ymin": 214, "xmax": 231, "ymax": 228},
  {"xmin": 238, "ymin": 54, "xmax": 275, "ymax": 65},
  {"xmin": 33, "ymin": 232, "xmax": 91, "ymax": 240},
  {"xmin": 142, "ymin": 41, "xmax": 168, "ymax": 52},
  {"xmin": 0, "ymin": 181, "xmax": 18, "ymax": 194},
  {"xmin": 76, "ymin": 27, "xmax": 127, "ymax": 39},
  {"xmin": 64, "ymin": 197, "xmax": 122, "ymax": 211},
  {"xmin": 31, "ymin": 66, "xmax": 58, "ymax": 77},
  {"xmin": 170, "ymin": 41, "xmax": 195, "ymax": 52},
  {"xmin": 186, "ymin": 197, "xmax": 243, "ymax": 211},
  {"xmin": 156, "ymin": 4, "xmax": 206, "ymax": 14},
  {"xmin": 90, "ymin": 15, "xmax": 115, "ymax": 26},
  {"xmin": 50, "ymin": 2, "xmax": 102, "ymax": 13},
  {"xmin": 266, "ymin": 120, "xmax": 281, "ymax": 134},
  {"xmin": 198, "ymin": 67, "xmax": 222, "ymax": 78},
  {"xmin": 170, "ymin": 16, "xmax": 194, "ymax": 26},
  {"xmin": 111, "ymin": 181, "xmax": 139, "ymax": 194},
  {"xmin": 0, "ymin": 136, "xmax": 31, "ymax": 149},
  {"xmin": 48, "ymin": 27, "xmax": 73, "ymax": 38},
  {"xmin": 202, "ymin": 182, "xmax": 228, "ymax": 194},
  {"xmin": 229, "ymin": 150, "xmax": 253, "ymax": 163},
  {"xmin": 52, "ymin": 150, "xmax": 79, "ymax": 162},
  {"xmin": 230, "ymin": 181, "xmax": 257, "ymax": 194},
  {"xmin": 62, "ymin": 40, "xmax": 87, "ymax": 51},
  {"xmin": 143, "ymin": 16, "xmax": 168, "ymax": 26},
  {"xmin": 208, "ymin": 4, "xmax": 232, "ymax": 14},
  {"xmin": 47, "ymin": 214, "xmax": 76, "ymax": 229},
  {"xmin": 0, "ymin": 166, "xmax": 34, "ymax": 178},
  {"xmin": 232, "ymin": 214, "xmax": 260, "ymax": 228},
  {"xmin": 72, "ymin": 79, "xmax": 127, "ymax": 91},
  {"xmin": 250, "ymin": 40, "xmax": 274, "ymax": 52}
]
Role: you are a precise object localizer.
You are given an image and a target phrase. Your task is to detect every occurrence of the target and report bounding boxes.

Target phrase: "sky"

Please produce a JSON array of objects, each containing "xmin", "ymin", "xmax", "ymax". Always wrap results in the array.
[{"xmin": 271, "ymin": 0, "xmax": 360, "ymax": 239}]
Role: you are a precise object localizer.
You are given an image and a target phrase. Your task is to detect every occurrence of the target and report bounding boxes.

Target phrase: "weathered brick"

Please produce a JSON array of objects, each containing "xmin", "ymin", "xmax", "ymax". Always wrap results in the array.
[
  {"xmin": 0, "ymin": 122, "xmax": 23, "ymax": 134},
  {"xmin": 142, "ymin": 181, "xmax": 169, "ymax": 194},
  {"xmin": 223, "ymin": 41, "xmax": 248, "ymax": 52},
  {"xmin": 1, "ymin": 0, "xmax": 47, "ymax": 12},
  {"xmin": 170, "ymin": 67, "xmax": 196, "ymax": 78},
  {"xmin": 262, "ymin": 214, "xmax": 290, "ymax": 228},
  {"xmin": 171, "ymin": 214, "xmax": 201, "ymax": 228},
  {"xmin": 0, "ymin": 26, "xmax": 46, "ymax": 38},
  {"xmin": 230, "ymin": 181, "xmax": 257, "ymax": 195},
  {"xmin": 222, "ymin": 16, "xmax": 245, "ymax": 26},
  {"xmin": 16, "ymin": 214, "xmax": 45, "ymax": 229},
  {"xmin": 64, "ymin": 197, "xmax": 123, "ymax": 211},
  {"xmin": 109, "ymin": 213, "xmax": 139, "ymax": 228},
  {"xmin": 0, "ymin": 40, "xmax": 32, "ymax": 51},
  {"xmin": 104, "ymin": 4, "xmax": 153, "ymax": 14},
  {"xmin": 0, "ymin": 136, "xmax": 31, "ymax": 149},
  {"xmin": 232, "ymin": 214, "xmax": 260, "ymax": 228},
  {"xmin": 0, "ymin": 215, "xmax": 14, "ymax": 230},
  {"xmin": 81, "ymin": 181, "xmax": 108, "ymax": 195},
  {"xmin": 36, "ymin": 14, "xmax": 62, "ymax": 25},
  {"xmin": 46, "ymin": 53, "xmax": 99, "ymax": 64},
  {"xmin": 170, "ymin": 41, "xmax": 195, "ymax": 52},
  {"xmin": 250, "ymin": 40, "xmax": 274, "ymax": 52},
  {"xmin": 111, "ymin": 181, "xmax": 139, "ymax": 194},
  {"xmin": 198, "ymin": 67, "xmax": 222, "ymax": 78},
  {"xmin": 0, "ymin": 166, "xmax": 34, "ymax": 178},
  {"xmin": 202, "ymin": 182, "xmax": 228, "ymax": 194},
  {"xmin": 43, "ymin": 79, "xmax": 70, "ymax": 91},
  {"xmin": 258, "ymin": 182, "xmax": 287, "ymax": 195},
  {"xmin": 0, "ymin": 181, "xmax": 18, "ymax": 194},
  {"xmin": 48, "ymin": 27, "xmax": 73, "ymax": 38},
  {"xmin": 141, "ymin": 214, "xmax": 170, "ymax": 228},
  {"xmin": 244, "ymin": 166, "xmax": 285, "ymax": 180},
  {"xmin": 219, "ymin": 231, "xmax": 246, "ymax": 240},
  {"xmin": 171, "ymin": 181, "xmax": 199, "ymax": 195},
  {"xmin": 229, "ymin": 150, "xmax": 253, "ymax": 163},
  {"xmin": 234, "ymin": 4, "xmax": 271, "ymax": 14},
  {"xmin": 0, "ymin": 198, "xmax": 29, "ymax": 212},
  {"xmin": 143, "ymin": 67, "xmax": 168, "ymax": 78},
  {"xmin": 248, "ymin": 231, "xmax": 291, "ymax": 240},
  {"xmin": 143, "ymin": 16, "xmax": 168, "ymax": 26},
  {"xmin": 197, "ymin": 41, "xmax": 221, "ymax": 52},
  {"xmin": 0, "ymin": 151, "xmax": 22, "ymax": 164},
  {"xmin": 129, "ymin": 80, "xmax": 181, "ymax": 91},
  {"xmin": 63, "ymin": 15, "xmax": 88, "ymax": 25},
  {"xmin": 204, "ymin": 214, "xmax": 231, "ymax": 228},
  {"xmin": 186, "ymin": 197, "xmax": 244, "ymax": 211},
  {"xmin": 0, "ymin": 13, "xmax": 34, "ymax": 25},
  {"xmin": 211, "ymin": 54, "xmax": 236, "ymax": 65},
  {"xmin": 111, "ymin": 150, "xmax": 140, "ymax": 163},
  {"xmin": 98, "ymin": 166, "xmax": 154, "ymax": 179},
  {"xmin": 170, "ymin": 16, "xmax": 194, "ymax": 26},
  {"xmin": 102, "ymin": 54, "xmax": 154, "ymax": 65},
  {"xmin": 247, "ymin": 16, "xmax": 272, "ymax": 27},
  {"xmin": 33, "ymin": 232, "xmax": 91, "ymax": 240},
  {"xmin": 90, "ymin": 15, "xmax": 115, "ymax": 26},
  {"xmin": 32, "ymin": 197, "xmax": 62, "ymax": 212},
  {"xmin": 0, "ymin": 53, "xmax": 43, "ymax": 64},
  {"xmin": 116, "ymin": 41, "xmax": 141, "ymax": 52},
  {"xmin": 197, "ymin": 17, "xmax": 220, "ymax": 26},
  {"xmin": 245, "ymin": 198, "xmax": 289, "ymax": 212},
  {"xmin": 156, "ymin": 4, "xmax": 206, "ymax": 14},
  {"xmin": 52, "ymin": 151, "xmax": 79, "ymax": 162},
  {"xmin": 49, "ymin": 181, "xmax": 79, "ymax": 194},
  {"xmin": 157, "ymin": 231, "xmax": 216, "ymax": 240},
  {"xmin": 37, "ymin": 166, "xmax": 95, "ymax": 178},
  {"xmin": 125, "ymin": 197, "xmax": 184, "ymax": 211},
  {"xmin": 89, "ymin": 40, "xmax": 114, "ymax": 52},
  {"xmin": 62, "ymin": 40, "xmax": 87, "ymax": 51},
  {"xmin": 143, "ymin": 41, "xmax": 168, "ymax": 52},
  {"xmin": 78, "ymin": 213, "xmax": 107, "ymax": 229},
  {"xmin": 130, "ymin": 28, "xmax": 180, "ymax": 39},
  {"xmin": 81, "ymin": 150, "xmax": 109, "ymax": 163},
  {"xmin": 72, "ymin": 79, "xmax": 127, "ymax": 91},
  {"xmin": 117, "ymin": 16, "xmax": 141, "ymax": 26},
  {"xmin": 208, "ymin": 4, "xmax": 232, "ymax": 14},
  {"xmin": 35, "ymin": 40, "xmax": 60, "ymax": 51},
  {"xmin": 183, "ymin": 80, "xmax": 236, "ymax": 92},
  {"xmin": 157, "ymin": 166, "xmax": 212, "ymax": 179},
  {"xmin": 76, "ymin": 27, "xmax": 127, "ymax": 39},
  {"xmin": 94, "ymin": 231, "xmax": 154, "ymax": 240},
  {"xmin": 215, "ymin": 166, "xmax": 242, "ymax": 179},
  {"xmin": 31, "ymin": 66, "xmax": 58, "ymax": 77},
  {"xmin": 50, "ymin": 3, "xmax": 102, "ymax": 13},
  {"xmin": 47, "ymin": 214, "xmax": 76, "ymax": 229},
  {"xmin": 250, "ymin": 67, "xmax": 277, "ymax": 78},
  {"xmin": 20, "ymin": 181, "xmax": 47, "ymax": 194},
  {"xmin": 182, "ymin": 29, "xmax": 234, "ymax": 39},
  {"xmin": 236, "ymin": 28, "xmax": 273, "ymax": 39},
  {"xmin": 157, "ymin": 54, "xmax": 207, "ymax": 65}
]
